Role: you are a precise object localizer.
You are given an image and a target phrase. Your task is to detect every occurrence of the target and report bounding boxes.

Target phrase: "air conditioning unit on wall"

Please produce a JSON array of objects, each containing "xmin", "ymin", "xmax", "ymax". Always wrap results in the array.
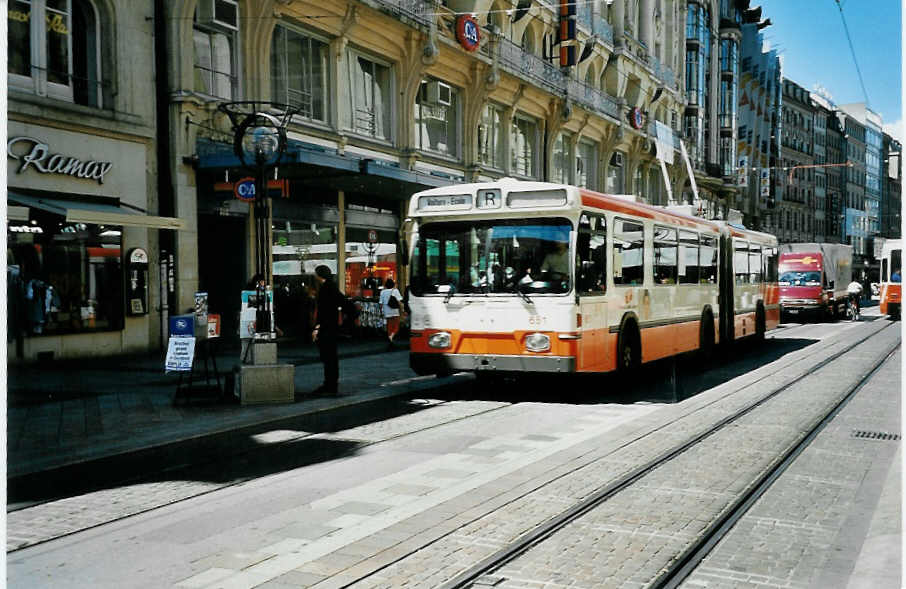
[
  {"xmin": 425, "ymin": 81, "xmax": 452, "ymax": 106},
  {"xmin": 197, "ymin": 0, "xmax": 238, "ymax": 30}
]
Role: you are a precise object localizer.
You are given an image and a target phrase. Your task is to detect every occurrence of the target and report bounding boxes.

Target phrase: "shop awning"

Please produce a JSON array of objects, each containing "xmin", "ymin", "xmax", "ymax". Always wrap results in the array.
[{"xmin": 8, "ymin": 193, "xmax": 185, "ymax": 230}]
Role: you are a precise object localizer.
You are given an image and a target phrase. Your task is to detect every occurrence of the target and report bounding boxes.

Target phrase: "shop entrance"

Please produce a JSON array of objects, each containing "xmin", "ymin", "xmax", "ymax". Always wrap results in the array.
[{"xmin": 198, "ymin": 214, "xmax": 247, "ymax": 345}]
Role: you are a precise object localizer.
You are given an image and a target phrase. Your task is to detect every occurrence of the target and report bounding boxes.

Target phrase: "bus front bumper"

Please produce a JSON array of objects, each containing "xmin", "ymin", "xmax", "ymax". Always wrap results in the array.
[{"xmin": 410, "ymin": 353, "xmax": 576, "ymax": 375}]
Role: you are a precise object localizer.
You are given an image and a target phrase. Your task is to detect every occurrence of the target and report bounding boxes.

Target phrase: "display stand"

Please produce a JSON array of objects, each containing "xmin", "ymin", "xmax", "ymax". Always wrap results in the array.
[{"xmin": 174, "ymin": 338, "xmax": 222, "ymax": 404}]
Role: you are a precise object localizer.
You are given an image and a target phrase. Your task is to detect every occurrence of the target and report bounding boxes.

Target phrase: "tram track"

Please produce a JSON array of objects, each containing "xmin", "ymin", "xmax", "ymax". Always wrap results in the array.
[
  {"xmin": 652, "ymin": 342, "xmax": 900, "ymax": 589},
  {"xmin": 343, "ymin": 319, "xmax": 899, "ymax": 589},
  {"xmin": 8, "ymin": 319, "xmax": 893, "ymax": 563}
]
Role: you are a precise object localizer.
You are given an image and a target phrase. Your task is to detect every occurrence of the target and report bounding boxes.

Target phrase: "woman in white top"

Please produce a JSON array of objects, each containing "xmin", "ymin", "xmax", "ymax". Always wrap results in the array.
[{"xmin": 379, "ymin": 278, "xmax": 403, "ymax": 350}]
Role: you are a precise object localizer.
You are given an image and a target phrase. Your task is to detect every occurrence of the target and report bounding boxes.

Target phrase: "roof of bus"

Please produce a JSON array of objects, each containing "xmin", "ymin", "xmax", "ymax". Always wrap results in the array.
[{"xmin": 409, "ymin": 180, "xmax": 777, "ymax": 244}]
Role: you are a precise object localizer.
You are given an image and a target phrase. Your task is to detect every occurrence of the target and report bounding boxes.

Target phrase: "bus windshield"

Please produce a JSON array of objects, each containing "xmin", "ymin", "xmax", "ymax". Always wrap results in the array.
[
  {"xmin": 411, "ymin": 218, "xmax": 573, "ymax": 296},
  {"xmin": 891, "ymin": 250, "xmax": 901, "ymax": 282},
  {"xmin": 779, "ymin": 271, "xmax": 821, "ymax": 286}
]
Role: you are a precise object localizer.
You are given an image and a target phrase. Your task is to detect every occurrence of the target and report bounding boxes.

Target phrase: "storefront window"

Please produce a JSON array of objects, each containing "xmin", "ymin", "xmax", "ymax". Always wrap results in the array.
[
  {"xmin": 344, "ymin": 227, "xmax": 397, "ymax": 300},
  {"xmin": 7, "ymin": 213, "xmax": 123, "ymax": 336},
  {"xmin": 271, "ymin": 221, "xmax": 337, "ymax": 337}
]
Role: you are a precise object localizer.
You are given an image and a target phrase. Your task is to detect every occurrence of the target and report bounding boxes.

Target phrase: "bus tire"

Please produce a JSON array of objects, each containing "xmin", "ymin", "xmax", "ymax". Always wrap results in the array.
[
  {"xmin": 755, "ymin": 304, "xmax": 766, "ymax": 343},
  {"xmin": 617, "ymin": 320, "xmax": 641, "ymax": 374},
  {"xmin": 699, "ymin": 310, "xmax": 715, "ymax": 361}
]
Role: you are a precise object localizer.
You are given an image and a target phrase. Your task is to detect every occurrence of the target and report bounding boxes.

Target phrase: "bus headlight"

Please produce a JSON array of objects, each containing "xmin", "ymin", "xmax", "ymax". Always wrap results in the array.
[
  {"xmin": 428, "ymin": 332, "xmax": 451, "ymax": 348},
  {"xmin": 525, "ymin": 332, "xmax": 551, "ymax": 353}
]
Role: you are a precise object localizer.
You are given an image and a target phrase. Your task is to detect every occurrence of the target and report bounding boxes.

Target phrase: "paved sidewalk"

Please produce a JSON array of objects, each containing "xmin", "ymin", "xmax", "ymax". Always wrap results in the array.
[{"xmin": 6, "ymin": 334, "xmax": 462, "ymax": 487}]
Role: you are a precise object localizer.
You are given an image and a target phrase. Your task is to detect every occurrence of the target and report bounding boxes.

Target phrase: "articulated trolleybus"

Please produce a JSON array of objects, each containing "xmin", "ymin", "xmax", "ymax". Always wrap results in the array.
[
  {"xmin": 879, "ymin": 239, "xmax": 902, "ymax": 318},
  {"xmin": 405, "ymin": 179, "xmax": 779, "ymax": 378}
]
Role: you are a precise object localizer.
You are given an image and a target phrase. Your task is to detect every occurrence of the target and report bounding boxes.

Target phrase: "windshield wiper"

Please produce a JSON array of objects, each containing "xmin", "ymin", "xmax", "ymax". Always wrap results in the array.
[
  {"xmin": 444, "ymin": 290, "xmax": 455, "ymax": 303},
  {"xmin": 516, "ymin": 289, "xmax": 534, "ymax": 305}
]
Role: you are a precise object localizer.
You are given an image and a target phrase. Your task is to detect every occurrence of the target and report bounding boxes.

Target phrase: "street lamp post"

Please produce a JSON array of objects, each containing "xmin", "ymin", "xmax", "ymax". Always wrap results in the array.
[{"xmin": 219, "ymin": 102, "xmax": 298, "ymax": 342}]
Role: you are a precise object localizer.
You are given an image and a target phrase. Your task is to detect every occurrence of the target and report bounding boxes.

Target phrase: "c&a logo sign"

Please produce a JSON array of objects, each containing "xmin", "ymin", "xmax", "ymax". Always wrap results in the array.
[
  {"xmin": 233, "ymin": 177, "xmax": 256, "ymax": 202},
  {"xmin": 456, "ymin": 15, "xmax": 480, "ymax": 52}
]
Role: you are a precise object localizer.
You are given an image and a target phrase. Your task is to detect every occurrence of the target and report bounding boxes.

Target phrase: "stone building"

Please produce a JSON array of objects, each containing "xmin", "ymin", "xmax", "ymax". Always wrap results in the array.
[
  {"xmin": 735, "ymin": 14, "xmax": 781, "ymax": 233},
  {"xmin": 778, "ymin": 79, "xmax": 815, "ymax": 243},
  {"xmin": 837, "ymin": 110, "xmax": 868, "ymax": 260},
  {"xmin": 159, "ymin": 0, "xmax": 709, "ymax": 339},
  {"xmin": 881, "ymin": 133, "xmax": 901, "ymax": 240},
  {"xmin": 7, "ymin": 1, "xmax": 184, "ymax": 361}
]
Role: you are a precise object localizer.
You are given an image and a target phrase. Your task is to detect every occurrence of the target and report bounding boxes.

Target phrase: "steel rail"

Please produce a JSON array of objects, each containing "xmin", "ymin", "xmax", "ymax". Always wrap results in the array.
[
  {"xmin": 652, "ymin": 340, "xmax": 900, "ymax": 588},
  {"xmin": 434, "ymin": 321, "xmax": 898, "ymax": 589}
]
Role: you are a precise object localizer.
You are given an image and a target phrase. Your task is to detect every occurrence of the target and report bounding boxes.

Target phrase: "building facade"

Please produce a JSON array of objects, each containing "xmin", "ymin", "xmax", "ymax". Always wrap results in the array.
[
  {"xmin": 736, "ymin": 16, "xmax": 781, "ymax": 233},
  {"xmin": 161, "ymin": 0, "xmax": 700, "ymax": 342},
  {"xmin": 778, "ymin": 79, "xmax": 815, "ymax": 243},
  {"xmin": 7, "ymin": 1, "xmax": 183, "ymax": 362},
  {"xmin": 881, "ymin": 133, "xmax": 902, "ymax": 239}
]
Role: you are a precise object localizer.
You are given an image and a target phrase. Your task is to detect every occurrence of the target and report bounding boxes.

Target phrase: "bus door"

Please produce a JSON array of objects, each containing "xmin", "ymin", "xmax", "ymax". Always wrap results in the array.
[
  {"xmin": 650, "ymin": 226, "xmax": 679, "ymax": 355},
  {"xmin": 576, "ymin": 213, "xmax": 608, "ymax": 370}
]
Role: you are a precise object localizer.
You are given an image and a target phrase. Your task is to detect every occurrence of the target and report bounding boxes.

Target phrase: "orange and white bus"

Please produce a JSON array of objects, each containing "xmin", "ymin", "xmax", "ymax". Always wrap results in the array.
[
  {"xmin": 879, "ymin": 239, "xmax": 901, "ymax": 318},
  {"xmin": 404, "ymin": 179, "xmax": 779, "ymax": 378}
]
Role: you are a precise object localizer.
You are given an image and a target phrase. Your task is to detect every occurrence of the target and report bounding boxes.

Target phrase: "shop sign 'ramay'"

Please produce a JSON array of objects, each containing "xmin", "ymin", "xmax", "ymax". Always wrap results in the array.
[{"xmin": 7, "ymin": 136, "xmax": 114, "ymax": 184}]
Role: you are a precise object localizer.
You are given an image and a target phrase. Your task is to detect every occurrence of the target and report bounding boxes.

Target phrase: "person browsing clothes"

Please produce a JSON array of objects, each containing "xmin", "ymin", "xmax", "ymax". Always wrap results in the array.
[
  {"xmin": 379, "ymin": 278, "xmax": 404, "ymax": 350},
  {"xmin": 311, "ymin": 265, "xmax": 358, "ymax": 396}
]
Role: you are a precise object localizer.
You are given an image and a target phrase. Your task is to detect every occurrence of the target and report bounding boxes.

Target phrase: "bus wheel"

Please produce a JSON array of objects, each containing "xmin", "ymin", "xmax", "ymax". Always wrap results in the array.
[
  {"xmin": 699, "ymin": 312, "xmax": 715, "ymax": 361},
  {"xmin": 617, "ymin": 323, "xmax": 640, "ymax": 374}
]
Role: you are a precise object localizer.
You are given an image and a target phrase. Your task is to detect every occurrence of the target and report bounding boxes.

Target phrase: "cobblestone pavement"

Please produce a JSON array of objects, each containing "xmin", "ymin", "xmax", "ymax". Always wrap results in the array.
[
  {"xmin": 6, "ymin": 399, "xmax": 510, "ymax": 552},
  {"xmin": 346, "ymin": 320, "xmax": 899, "ymax": 589},
  {"xmin": 683, "ymin": 349, "xmax": 901, "ymax": 589},
  {"xmin": 7, "ymin": 317, "xmax": 898, "ymax": 589}
]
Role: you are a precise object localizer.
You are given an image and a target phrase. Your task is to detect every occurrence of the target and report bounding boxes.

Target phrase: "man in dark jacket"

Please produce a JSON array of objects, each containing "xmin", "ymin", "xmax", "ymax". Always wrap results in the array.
[{"xmin": 312, "ymin": 265, "xmax": 357, "ymax": 396}]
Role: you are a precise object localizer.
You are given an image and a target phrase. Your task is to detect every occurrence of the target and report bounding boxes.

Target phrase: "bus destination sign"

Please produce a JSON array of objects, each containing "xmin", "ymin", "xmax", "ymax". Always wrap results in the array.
[{"xmin": 418, "ymin": 194, "xmax": 473, "ymax": 211}]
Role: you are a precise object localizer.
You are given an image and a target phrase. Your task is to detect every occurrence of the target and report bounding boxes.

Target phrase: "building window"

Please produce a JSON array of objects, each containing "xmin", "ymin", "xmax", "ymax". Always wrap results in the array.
[
  {"xmin": 552, "ymin": 132, "xmax": 571, "ymax": 184},
  {"xmin": 9, "ymin": 0, "xmax": 103, "ymax": 107},
  {"xmin": 194, "ymin": 25, "xmax": 236, "ymax": 99},
  {"xmin": 8, "ymin": 214, "xmax": 124, "ymax": 336},
  {"xmin": 606, "ymin": 151, "xmax": 624, "ymax": 192},
  {"xmin": 511, "ymin": 115, "xmax": 538, "ymax": 178},
  {"xmin": 479, "ymin": 104, "xmax": 505, "ymax": 170},
  {"xmin": 271, "ymin": 25, "xmax": 328, "ymax": 122},
  {"xmin": 576, "ymin": 140, "xmax": 596, "ymax": 189},
  {"xmin": 348, "ymin": 52, "xmax": 392, "ymax": 140},
  {"xmin": 415, "ymin": 78, "xmax": 459, "ymax": 158}
]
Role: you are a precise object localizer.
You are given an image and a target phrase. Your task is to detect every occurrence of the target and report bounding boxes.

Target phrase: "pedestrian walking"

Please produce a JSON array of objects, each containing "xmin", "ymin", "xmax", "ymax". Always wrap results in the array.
[
  {"xmin": 379, "ymin": 278, "xmax": 404, "ymax": 350},
  {"xmin": 311, "ymin": 265, "xmax": 358, "ymax": 396}
]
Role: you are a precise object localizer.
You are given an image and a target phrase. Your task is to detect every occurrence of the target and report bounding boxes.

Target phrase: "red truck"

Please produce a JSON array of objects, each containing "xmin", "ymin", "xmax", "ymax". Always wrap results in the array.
[{"xmin": 778, "ymin": 243, "xmax": 853, "ymax": 321}]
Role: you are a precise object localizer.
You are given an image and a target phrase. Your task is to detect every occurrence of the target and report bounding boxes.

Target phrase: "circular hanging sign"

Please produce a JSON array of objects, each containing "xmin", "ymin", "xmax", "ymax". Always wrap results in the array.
[
  {"xmin": 234, "ymin": 177, "xmax": 257, "ymax": 202},
  {"xmin": 629, "ymin": 107, "xmax": 645, "ymax": 130},
  {"xmin": 456, "ymin": 15, "xmax": 481, "ymax": 52}
]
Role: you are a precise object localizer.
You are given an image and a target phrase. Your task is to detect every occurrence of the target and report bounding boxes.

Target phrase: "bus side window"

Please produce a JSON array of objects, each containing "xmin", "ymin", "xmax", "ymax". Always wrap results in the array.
[
  {"xmin": 678, "ymin": 230, "xmax": 699, "ymax": 284},
  {"xmin": 653, "ymin": 226, "xmax": 678, "ymax": 284},
  {"xmin": 734, "ymin": 239, "xmax": 749, "ymax": 285},
  {"xmin": 613, "ymin": 218, "xmax": 644, "ymax": 285},
  {"xmin": 749, "ymin": 245, "xmax": 762, "ymax": 284},
  {"xmin": 700, "ymin": 235, "xmax": 718, "ymax": 284},
  {"xmin": 578, "ymin": 213, "xmax": 606, "ymax": 294}
]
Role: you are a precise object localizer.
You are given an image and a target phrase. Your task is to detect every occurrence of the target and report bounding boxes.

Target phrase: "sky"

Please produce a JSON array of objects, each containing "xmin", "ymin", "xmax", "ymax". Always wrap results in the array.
[{"xmin": 754, "ymin": 0, "xmax": 902, "ymax": 141}]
